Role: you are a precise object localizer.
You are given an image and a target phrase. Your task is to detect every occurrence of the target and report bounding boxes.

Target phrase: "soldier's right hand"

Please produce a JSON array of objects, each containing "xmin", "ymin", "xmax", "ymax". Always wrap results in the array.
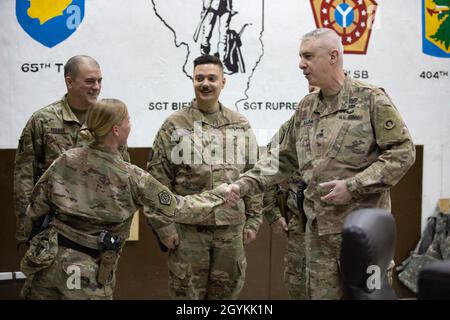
[
  {"xmin": 161, "ymin": 233, "xmax": 179, "ymax": 249},
  {"xmin": 271, "ymin": 217, "xmax": 288, "ymax": 236},
  {"xmin": 226, "ymin": 183, "xmax": 241, "ymax": 202},
  {"xmin": 223, "ymin": 185, "xmax": 240, "ymax": 208},
  {"xmin": 223, "ymin": 198, "xmax": 238, "ymax": 209}
]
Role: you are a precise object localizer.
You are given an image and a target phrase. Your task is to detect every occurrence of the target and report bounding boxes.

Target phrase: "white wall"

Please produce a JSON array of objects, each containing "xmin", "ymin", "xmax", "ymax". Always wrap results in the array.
[{"xmin": 1, "ymin": 0, "xmax": 449, "ymax": 230}]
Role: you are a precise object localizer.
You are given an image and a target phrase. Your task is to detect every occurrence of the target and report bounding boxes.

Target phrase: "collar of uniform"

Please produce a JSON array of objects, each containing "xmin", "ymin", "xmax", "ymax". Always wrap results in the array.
[
  {"xmin": 61, "ymin": 95, "xmax": 83, "ymax": 125},
  {"xmin": 190, "ymin": 99, "xmax": 234, "ymax": 127},
  {"xmin": 88, "ymin": 141, "xmax": 122, "ymax": 159},
  {"xmin": 80, "ymin": 122, "xmax": 89, "ymax": 132},
  {"xmin": 313, "ymin": 75, "xmax": 352, "ymax": 117}
]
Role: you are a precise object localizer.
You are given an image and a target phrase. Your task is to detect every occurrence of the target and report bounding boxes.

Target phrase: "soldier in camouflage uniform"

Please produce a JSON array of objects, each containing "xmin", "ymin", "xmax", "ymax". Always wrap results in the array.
[
  {"xmin": 147, "ymin": 55, "xmax": 262, "ymax": 299},
  {"xmin": 229, "ymin": 28, "xmax": 416, "ymax": 299},
  {"xmin": 263, "ymin": 86, "xmax": 319, "ymax": 299},
  {"xmin": 263, "ymin": 86, "xmax": 320, "ymax": 230},
  {"xmin": 20, "ymin": 99, "xmax": 234, "ymax": 299},
  {"xmin": 262, "ymin": 119, "xmax": 308, "ymax": 299},
  {"xmin": 14, "ymin": 55, "xmax": 130, "ymax": 243}
]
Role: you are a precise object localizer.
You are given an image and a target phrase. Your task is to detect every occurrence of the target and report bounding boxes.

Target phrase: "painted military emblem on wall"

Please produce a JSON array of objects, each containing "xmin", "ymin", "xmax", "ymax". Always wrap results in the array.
[
  {"xmin": 309, "ymin": 0, "xmax": 378, "ymax": 54},
  {"xmin": 422, "ymin": 0, "xmax": 450, "ymax": 58},
  {"xmin": 151, "ymin": 0, "xmax": 264, "ymax": 110},
  {"xmin": 193, "ymin": 0, "xmax": 251, "ymax": 75},
  {"xmin": 16, "ymin": 0, "xmax": 85, "ymax": 48}
]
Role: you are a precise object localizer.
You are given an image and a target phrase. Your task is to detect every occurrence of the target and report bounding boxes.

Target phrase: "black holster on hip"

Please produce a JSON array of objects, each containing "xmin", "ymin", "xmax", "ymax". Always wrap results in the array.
[
  {"xmin": 97, "ymin": 250, "xmax": 118, "ymax": 286},
  {"xmin": 296, "ymin": 181, "xmax": 307, "ymax": 214},
  {"xmin": 96, "ymin": 231, "xmax": 122, "ymax": 286},
  {"xmin": 296, "ymin": 181, "xmax": 308, "ymax": 232}
]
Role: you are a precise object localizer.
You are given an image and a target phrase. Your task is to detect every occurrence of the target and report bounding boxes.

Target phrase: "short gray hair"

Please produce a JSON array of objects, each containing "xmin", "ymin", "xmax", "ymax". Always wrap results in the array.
[
  {"xmin": 64, "ymin": 55, "xmax": 100, "ymax": 78},
  {"xmin": 302, "ymin": 28, "xmax": 344, "ymax": 56}
]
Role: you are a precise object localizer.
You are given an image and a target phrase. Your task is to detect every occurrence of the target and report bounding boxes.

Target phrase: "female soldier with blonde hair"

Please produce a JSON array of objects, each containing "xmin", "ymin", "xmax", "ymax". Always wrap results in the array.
[{"xmin": 20, "ymin": 98, "xmax": 235, "ymax": 299}]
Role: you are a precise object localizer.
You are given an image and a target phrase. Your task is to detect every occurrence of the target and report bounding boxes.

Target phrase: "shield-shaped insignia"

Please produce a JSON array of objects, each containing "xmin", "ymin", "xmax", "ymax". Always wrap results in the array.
[
  {"xmin": 16, "ymin": 0, "xmax": 85, "ymax": 48},
  {"xmin": 422, "ymin": 0, "xmax": 450, "ymax": 57},
  {"xmin": 309, "ymin": 0, "xmax": 378, "ymax": 54}
]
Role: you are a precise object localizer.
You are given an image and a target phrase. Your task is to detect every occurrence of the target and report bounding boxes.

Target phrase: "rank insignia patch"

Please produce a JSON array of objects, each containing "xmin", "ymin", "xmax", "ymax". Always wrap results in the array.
[{"xmin": 310, "ymin": 0, "xmax": 378, "ymax": 54}]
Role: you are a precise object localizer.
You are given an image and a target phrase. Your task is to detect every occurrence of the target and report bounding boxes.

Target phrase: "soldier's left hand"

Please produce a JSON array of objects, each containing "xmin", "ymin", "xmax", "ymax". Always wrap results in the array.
[
  {"xmin": 319, "ymin": 180, "xmax": 352, "ymax": 205},
  {"xmin": 271, "ymin": 217, "xmax": 288, "ymax": 236},
  {"xmin": 243, "ymin": 228, "xmax": 256, "ymax": 245}
]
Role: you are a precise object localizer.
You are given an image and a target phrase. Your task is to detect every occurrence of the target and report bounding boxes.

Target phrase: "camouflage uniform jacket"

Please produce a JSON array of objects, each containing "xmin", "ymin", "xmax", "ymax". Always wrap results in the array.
[
  {"xmin": 148, "ymin": 100, "xmax": 262, "ymax": 235},
  {"xmin": 397, "ymin": 210, "xmax": 450, "ymax": 293},
  {"xmin": 262, "ymin": 120, "xmax": 303, "ymax": 225},
  {"xmin": 239, "ymin": 76, "xmax": 416, "ymax": 235},
  {"xmin": 23, "ymin": 142, "xmax": 229, "ymax": 242},
  {"xmin": 14, "ymin": 95, "xmax": 130, "ymax": 241}
]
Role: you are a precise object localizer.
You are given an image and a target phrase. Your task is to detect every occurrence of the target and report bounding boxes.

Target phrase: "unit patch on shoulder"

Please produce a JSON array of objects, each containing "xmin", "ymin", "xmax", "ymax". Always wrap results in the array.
[
  {"xmin": 384, "ymin": 119, "xmax": 396, "ymax": 130},
  {"xmin": 158, "ymin": 191, "xmax": 172, "ymax": 206}
]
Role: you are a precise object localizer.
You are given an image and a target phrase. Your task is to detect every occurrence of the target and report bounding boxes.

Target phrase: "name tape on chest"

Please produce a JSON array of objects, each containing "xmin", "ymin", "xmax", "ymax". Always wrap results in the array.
[{"xmin": 50, "ymin": 128, "xmax": 67, "ymax": 134}]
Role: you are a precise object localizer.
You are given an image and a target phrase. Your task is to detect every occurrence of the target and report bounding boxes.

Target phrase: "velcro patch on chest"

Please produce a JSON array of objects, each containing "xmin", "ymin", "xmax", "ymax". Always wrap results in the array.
[
  {"xmin": 302, "ymin": 119, "xmax": 314, "ymax": 126},
  {"xmin": 338, "ymin": 115, "xmax": 363, "ymax": 121},
  {"xmin": 158, "ymin": 191, "xmax": 172, "ymax": 206},
  {"xmin": 50, "ymin": 128, "xmax": 66, "ymax": 134}
]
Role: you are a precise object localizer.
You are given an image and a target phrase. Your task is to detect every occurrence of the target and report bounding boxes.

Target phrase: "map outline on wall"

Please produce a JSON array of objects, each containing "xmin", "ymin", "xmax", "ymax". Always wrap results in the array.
[{"xmin": 151, "ymin": 0, "xmax": 265, "ymax": 111}]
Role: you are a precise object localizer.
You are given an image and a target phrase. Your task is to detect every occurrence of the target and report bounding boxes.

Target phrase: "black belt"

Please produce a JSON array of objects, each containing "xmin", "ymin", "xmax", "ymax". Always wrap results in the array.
[
  {"xmin": 58, "ymin": 234, "xmax": 100, "ymax": 259},
  {"xmin": 195, "ymin": 225, "xmax": 231, "ymax": 233},
  {"xmin": 196, "ymin": 226, "xmax": 212, "ymax": 233}
]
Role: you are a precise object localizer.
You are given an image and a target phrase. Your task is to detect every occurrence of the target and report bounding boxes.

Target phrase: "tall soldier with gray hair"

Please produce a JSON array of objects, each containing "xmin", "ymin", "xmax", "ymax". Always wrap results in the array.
[
  {"xmin": 227, "ymin": 28, "xmax": 416, "ymax": 299},
  {"xmin": 14, "ymin": 55, "xmax": 130, "ymax": 243}
]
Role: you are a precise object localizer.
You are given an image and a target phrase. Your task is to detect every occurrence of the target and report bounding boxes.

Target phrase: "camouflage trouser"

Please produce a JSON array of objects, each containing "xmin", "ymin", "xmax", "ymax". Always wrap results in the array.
[
  {"xmin": 168, "ymin": 223, "xmax": 246, "ymax": 300},
  {"xmin": 22, "ymin": 246, "xmax": 114, "ymax": 300},
  {"xmin": 284, "ymin": 214, "xmax": 307, "ymax": 299},
  {"xmin": 284, "ymin": 215, "xmax": 342, "ymax": 299}
]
